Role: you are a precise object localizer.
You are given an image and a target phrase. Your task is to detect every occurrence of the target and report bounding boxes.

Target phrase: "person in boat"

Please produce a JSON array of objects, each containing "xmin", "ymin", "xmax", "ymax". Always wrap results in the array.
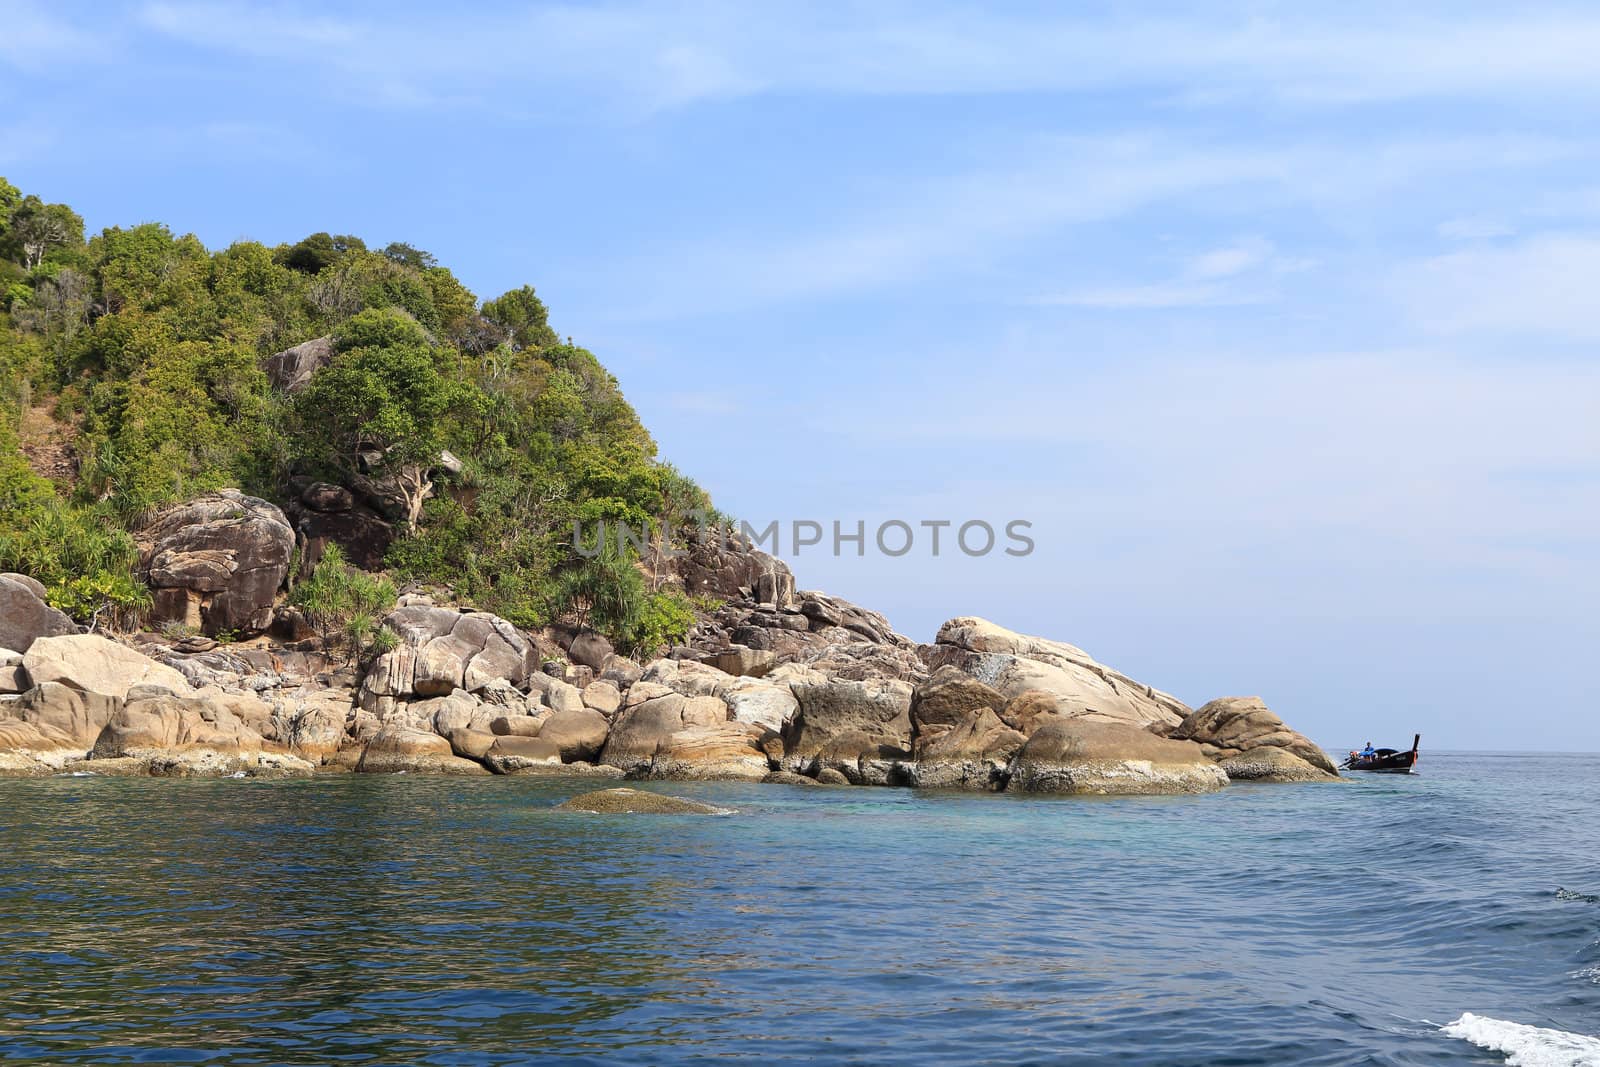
[{"xmin": 1360, "ymin": 741, "xmax": 1376, "ymax": 760}]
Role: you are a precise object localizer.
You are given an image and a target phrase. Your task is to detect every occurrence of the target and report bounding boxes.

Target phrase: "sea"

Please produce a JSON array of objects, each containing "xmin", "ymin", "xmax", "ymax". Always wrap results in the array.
[{"xmin": 1, "ymin": 751, "xmax": 1598, "ymax": 1065}]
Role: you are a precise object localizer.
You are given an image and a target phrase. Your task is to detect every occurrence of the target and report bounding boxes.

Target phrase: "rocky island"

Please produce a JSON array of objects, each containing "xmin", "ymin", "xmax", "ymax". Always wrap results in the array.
[
  {"xmin": 0, "ymin": 179, "xmax": 1335, "ymax": 793},
  {"xmin": 0, "ymin": 524, "xmax": 1335, "ymax": 790}
]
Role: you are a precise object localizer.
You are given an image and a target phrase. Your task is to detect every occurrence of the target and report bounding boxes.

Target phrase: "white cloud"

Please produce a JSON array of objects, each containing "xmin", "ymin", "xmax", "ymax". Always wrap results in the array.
[
  {"xmin": 808, "ymin": 345, "xmax": 1600, "ymax": 570},
  {"xmin": 1437, "ymin": 216, "xmax": 1514, "ymax": 240},
  {"xmin": 1392, "ymin": 234, "xmax": 1600, "ymax": 341},
  {"xmin": 612, "ymin": 131, "xmax": 1578, "ymax": 317},
  {"xmin": 129, "ymin": 2, "xmax": 1600, "ymax": 114},
  {"xmin": 1190, "ymin": 237, "xmax": 1275, "ymax": 279},
  {"xmin": 0, "ymin": 1, "xmax": 105, "ymax": 71},
  {"xmin": 1036, "ymin": 281, "xmax": 1265, "ymax": 310},
  {"xmin": 1036, "ymin": 236, "xmax": 1313, "ymax": 310}
]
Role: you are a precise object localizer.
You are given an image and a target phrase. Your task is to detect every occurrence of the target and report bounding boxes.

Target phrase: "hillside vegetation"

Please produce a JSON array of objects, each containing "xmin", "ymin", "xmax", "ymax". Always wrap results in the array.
[{"xmin": 0, "ymin": 176, "xmax": 709, "ymax": 650}]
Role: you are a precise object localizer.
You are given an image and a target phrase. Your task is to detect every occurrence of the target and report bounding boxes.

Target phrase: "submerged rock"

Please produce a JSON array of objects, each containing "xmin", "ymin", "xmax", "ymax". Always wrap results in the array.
[
  {"xmin": 555, "ymin": 787, "xmax": 729, "ymax": 814},
  {"xmin": 762, "ymin": 769, "xmax": 819, "ymax": 786}
]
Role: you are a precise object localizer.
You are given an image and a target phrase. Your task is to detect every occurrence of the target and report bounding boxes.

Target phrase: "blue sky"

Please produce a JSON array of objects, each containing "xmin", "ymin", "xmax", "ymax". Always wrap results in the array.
[{"xmin": 4, "ymin": 1, "xmax": 1598, "ymax": 750}]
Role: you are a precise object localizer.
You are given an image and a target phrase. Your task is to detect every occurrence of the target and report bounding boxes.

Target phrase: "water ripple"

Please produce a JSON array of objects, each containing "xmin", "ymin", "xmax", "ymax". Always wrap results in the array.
[{"xmin": 1, "ymin": 754, "xmax": 1598, "ymax": 1064}]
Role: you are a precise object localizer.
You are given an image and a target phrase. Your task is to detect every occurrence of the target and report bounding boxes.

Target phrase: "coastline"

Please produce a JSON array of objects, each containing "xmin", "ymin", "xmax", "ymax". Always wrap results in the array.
[{"xmin": 2, "ymin": 516, "xmax": 1336, "ymax": 793}]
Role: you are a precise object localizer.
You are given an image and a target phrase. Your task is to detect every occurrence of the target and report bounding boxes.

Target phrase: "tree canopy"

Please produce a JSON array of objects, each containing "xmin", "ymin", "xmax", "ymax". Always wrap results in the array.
[{"xmin": 0, "ymin": 176, "xmax": 712, "ymax": 637}]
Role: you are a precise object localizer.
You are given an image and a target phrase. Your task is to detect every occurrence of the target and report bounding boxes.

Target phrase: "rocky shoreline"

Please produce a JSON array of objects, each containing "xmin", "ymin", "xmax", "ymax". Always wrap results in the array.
[{"xmin": 0, "ymin": 492, "xmax": 1337, "ymax": 792}]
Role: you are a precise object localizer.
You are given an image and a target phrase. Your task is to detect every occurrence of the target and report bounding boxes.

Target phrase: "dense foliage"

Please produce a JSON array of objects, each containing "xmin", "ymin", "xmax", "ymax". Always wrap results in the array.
[
  {"xmin": 0, "ymin": 176, "xmax": 710, "ymax": 640},
  {"xmin": 289, "ymin": 545, "xmax": 398, "ymax": 663}
]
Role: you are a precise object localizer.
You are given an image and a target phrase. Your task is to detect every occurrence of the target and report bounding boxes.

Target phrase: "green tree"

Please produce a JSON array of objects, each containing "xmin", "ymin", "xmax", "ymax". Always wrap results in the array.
[
  {"xmin": 289, "ymin": 544, "xmax": 397, "ymax": 662},
  {"xmin": 550, "ymin": 538, "xmax": 644, "ymax": 635},
  {"xmin": 278, "ymin": 232, "xmax": 367, "ymax": 274},
  {"xmin": 0, "ymin": 176, "xmax": 21, "ymax": 234},
  {"xmin": 295, "ymin": 308, "xmax": 455, "ymax": 530},
  {"xmin": 481, "ymin": 285, "xmax": 558, "ymax": 351},
  {"xmin": 380, "ymin": 242, "xmax": 436, "ymax": 270},
  {"xmin": 4, "ymin": 195, "xmax": 84, "ymax": 271}
]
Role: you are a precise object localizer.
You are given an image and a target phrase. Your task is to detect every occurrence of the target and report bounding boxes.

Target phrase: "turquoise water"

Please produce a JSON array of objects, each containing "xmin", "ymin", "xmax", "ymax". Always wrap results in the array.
[{"xmin": 2, "ymin": 753, "xmax": 1599, "ymax": 1065}]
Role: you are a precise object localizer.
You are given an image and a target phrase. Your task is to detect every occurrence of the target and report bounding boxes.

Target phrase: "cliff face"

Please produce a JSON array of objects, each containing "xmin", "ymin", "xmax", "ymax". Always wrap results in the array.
[{"xmin": 1, "ymin": 512, "xmax": 1335, "ymax": 789}]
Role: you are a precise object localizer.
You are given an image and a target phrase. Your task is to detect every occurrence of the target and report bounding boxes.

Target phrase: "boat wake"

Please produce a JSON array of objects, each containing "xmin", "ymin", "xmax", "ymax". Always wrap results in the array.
[{"xmin": 1441, "ymin": 1013, "xmax": 1600, "ymax": 1066}]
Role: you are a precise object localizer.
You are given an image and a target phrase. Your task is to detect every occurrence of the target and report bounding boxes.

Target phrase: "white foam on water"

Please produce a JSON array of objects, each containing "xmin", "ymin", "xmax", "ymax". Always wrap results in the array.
[{"xmin": 1442, "ymin": 1013, "xmax": 1600, "ymax": 1066}]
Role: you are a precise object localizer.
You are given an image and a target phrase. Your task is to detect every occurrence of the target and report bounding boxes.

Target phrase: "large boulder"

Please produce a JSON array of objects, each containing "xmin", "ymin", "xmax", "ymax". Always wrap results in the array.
[
  {"xmin": 490, "ymin": 714, "xmax": 547, "ymax": 737},
  {"xmin": 600, "ymin": 693, "xmax": 724, "ymax": 761},
  {"xmin": 263, "ymin": 335, "xmax": 333, "ymax": 392},
  {"xmin": 1, "ymin": 572, "xmax": 46, "ymax": 599},
  {"xmin": 0, "ymin": 717, "xmax": 85, "ymax": 775},
  {"xmin": 448, "ymin": 727, "xmax": 498, "ymax": 761},
  {"xmin": 671, "ymin": 537, "xmax": 796, "ymax": 605},
  {"xmin": 926, "ymin": 618, "xmax": 1189, "ymax": 730},
  {"xmin": 541, "ymin": 679, "xmax": 585, "ymax": 714},
  {"xmin": 704, "ymin": 646, "xmax": 776, "ymax": 678},
  {"xmin": 581, "ymin": 680, "xmax": 622, "ymax": 716},
  {"xmin": 275, "ymin": 690, "xmax": 352, "ymax": 764},
  {"xmin": 998, "ymin": 689, "xmax": 1065, "ymax": 736},
  {"xmin": 12, "ymin": 682, "xmax": 121, "ymax": 745},
  {"xmin": 92, "ymin": 691, "xmax": 265, "ymax": 757},
  {"xmin": 645, "ymin": 722, "xmax": 773, "ymax": 781},
  {"xmin": 1220, "ymin": 746, "xmax": 1335, "ymax": 783},
  {"xmin": 0, "ymin": 575, "xmax": 76, "ymax": 653},
  {"xmin": 908, "ymin": 707, "xmax": 1028, "ymax": 791},
  {"xmin": 1169, "ymin": 696, "xmax": 1338, "ymax": 776},
  {"xmin": 1007, "ymin": 720, "xmax": 1229, "ymax": 795},
  {"xmin": 415, "ymin": 689, "xmax": 489, "ymax": 736},
  {"xmin": 785, "ymin": 677, "xmax": 913, "ymax": 759},
  {"xmin": 806, "ymin": 729, "xmax": 910, "ymax": 786},
  {"xmin": 300, "ymin": 482, "xmax": 353, "ymax": 512},
  {"xmin": 22, "ymin": 634, "xmax": 196, "ymax": 702},
  {"xmin": 644, "ymin": 658, "xmax": 735, "ymax": 698},
  {"xmin": 483, "ymin": 734, "xmax": 563, "ymax": 774},
  {"xmin": 567, "ymin": 631, "xmax": 613, "ymax": 672},
  {"xmin": 536, "ymin": 708, "xmax": 611, "ymax": 762},
  {"xmin": 721, "ymin": 677, "xmax": 798, "ymax": 732},
  {"xmin": 359, "ymin": 606, "xmax": 536, "ymax": 709},
  {"xmin": 88, "ymin": 690, "xmax": 313, "ymax": 777},
  {"xmin": 357, "ymin": 723, "xmax": 489, "ymax": 775},
  {"xmin": 909, "ymin": 666, "xmax": 1006, "ymax": 755},
  {"xmin": 599, "ymin": 692, "xmax": 748, "ymax": 776},
  {"xmin": 138, "ymin": 490, "xmax": 294, "ymax": 635}
]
